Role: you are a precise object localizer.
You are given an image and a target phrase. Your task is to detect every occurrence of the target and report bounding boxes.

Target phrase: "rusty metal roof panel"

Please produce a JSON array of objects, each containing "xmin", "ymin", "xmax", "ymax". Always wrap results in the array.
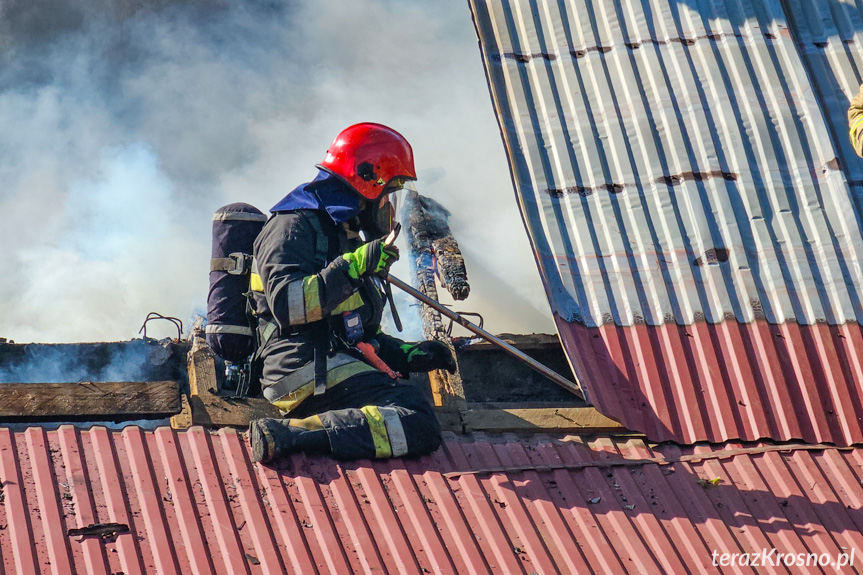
[
  {"xmin": 468, "ymin": 0, "xmax": 863, "ymax": 444},
  {"xmin": 3, "ymin": 426, "xmax": 863, "ymax": 574}
]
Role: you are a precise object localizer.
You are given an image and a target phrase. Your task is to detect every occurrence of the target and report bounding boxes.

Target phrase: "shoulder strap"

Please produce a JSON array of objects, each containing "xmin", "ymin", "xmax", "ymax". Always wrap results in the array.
[
  {"xmin": 300, "ymin": 211, "xmax": 330, "ymax": 268},
  {"xmin": 297, "ymin": 210, "xmax": 339, "ymax": 396}
]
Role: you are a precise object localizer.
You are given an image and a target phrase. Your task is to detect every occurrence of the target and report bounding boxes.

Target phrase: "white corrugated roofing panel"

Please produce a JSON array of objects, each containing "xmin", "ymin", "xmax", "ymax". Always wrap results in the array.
[{"xmin": 471, "ymin": 0, "xmax": 863, "ymax": 329}]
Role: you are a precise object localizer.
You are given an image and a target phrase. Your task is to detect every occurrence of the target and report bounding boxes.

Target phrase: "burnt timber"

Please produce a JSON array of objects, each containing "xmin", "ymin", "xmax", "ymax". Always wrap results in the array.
[
  {"xmin": 401, "ymin": 190, "xmax": 469, "ymax": 410},
  {"xmin": 0, "ymin": 380, "xmax": 180, "ymax": 422}
]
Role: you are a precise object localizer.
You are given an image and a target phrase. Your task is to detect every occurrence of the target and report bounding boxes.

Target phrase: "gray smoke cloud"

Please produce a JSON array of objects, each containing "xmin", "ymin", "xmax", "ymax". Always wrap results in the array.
[
  {"xmin": 0, "ymin": 340, "xmax": 178, "ymax": 383},
  {"xmin": 0, "ymin": 0, "xmax": 555, "ymax": 343}
]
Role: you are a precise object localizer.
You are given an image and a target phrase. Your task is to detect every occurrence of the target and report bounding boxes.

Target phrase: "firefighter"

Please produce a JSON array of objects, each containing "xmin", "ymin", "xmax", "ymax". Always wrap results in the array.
[
  {"xmin": 248, "ymin": 123, "xmax": 456, "ymax": 463},
  {"xmin": 849, "ymin": 83, "xmax": 863, "ymax": 157}
]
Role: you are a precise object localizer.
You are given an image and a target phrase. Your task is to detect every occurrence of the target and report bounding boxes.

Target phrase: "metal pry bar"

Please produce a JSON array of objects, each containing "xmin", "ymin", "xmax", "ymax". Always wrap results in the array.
[{"xmin": 385, "ymin": 273, "xmax": 585, "ymax": 400}]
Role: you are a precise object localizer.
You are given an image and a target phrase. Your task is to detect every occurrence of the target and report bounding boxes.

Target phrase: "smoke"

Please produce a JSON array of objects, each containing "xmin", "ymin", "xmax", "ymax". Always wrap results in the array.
[
  {"xmin": 0, "ymin": 340, "xmax": 177, "ymax": 383},
  {"xmin": 0, "ymin": 0, "xmax": 555, "ymax": 343}
]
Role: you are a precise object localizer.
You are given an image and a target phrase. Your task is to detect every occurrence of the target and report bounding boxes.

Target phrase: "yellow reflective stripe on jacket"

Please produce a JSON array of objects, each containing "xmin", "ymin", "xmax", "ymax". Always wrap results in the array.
[
  {"xmin": 250, "ymin": 272, "xmax": 264, "ymax": 293},
  {"xmin": 286, "ymin": 280, "xmax": 306, "ymax": 324},
  {"xmin": 270, "ymin": 361, "xmax": 376, "ymax": 413},
  {"xmin": 850, "ymin": 116, "xmax": 863, "ymax": 146},
  {"xmin": 283, "ymin": 275, "xmax": 325, "ymax": 326},
  {"xmin": 331, "ymin": 292, "xmax": 364, "ymax": 315},
  {"xmin": 287, "ymin": 276, "xmax": 354, "ymax": 325},
  {"xmin": 302, "ymin": 276, "xmax": 323, "ymax": 322},
  {"xmin": 360, "ymin": 406, "xmax": 392, "ymax": 458}
]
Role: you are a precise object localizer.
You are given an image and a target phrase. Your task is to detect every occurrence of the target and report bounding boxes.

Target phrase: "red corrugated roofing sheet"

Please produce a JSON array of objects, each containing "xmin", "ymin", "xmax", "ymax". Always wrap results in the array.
[
  {"xmin": 1, "ymin": 425, "xmax": 863, "ymax": 573},
  {"xmin": 558, "ymin": 319, "xmax": 863, "ymax": 445}
]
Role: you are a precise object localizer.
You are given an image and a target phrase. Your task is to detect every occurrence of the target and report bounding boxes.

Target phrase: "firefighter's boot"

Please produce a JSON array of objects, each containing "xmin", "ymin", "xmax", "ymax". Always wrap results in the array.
[{"xmin": 249, "ymin": 416, "xmax": 329, "ymax": 463}]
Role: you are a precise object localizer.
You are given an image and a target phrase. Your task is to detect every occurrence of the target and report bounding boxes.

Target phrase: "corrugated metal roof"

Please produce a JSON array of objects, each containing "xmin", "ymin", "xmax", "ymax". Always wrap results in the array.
[
  {"xmin": 3, "ymin": 425, "xmax": 863, "ymax": 574},
  {"xmin": 558, "ymin": 319, "xmax": 863, "ymax": 444},
  {"xmin": 787, "ymin": 0, "xmax": 863, "ymax": 189},
  {"xmin": 468, "ymin": 0, "xmax": 863, "ymax": 444}
]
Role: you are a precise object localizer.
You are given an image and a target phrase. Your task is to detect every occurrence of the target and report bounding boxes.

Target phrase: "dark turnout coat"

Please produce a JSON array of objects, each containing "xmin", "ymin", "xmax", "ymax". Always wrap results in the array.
[{"xmin": 250, "ymin": 208, "xmax": 387, "ymax": 411}]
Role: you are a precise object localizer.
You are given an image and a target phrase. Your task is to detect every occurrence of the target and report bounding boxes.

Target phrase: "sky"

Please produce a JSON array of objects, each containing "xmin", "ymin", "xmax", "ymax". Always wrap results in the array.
[{"xmin": 0, "ymin": 0, "xmax": 556, "ymax": 343}]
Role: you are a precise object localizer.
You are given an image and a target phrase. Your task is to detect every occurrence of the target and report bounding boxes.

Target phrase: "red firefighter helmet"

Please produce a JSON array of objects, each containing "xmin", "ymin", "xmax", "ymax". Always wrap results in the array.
[{"xmin": 317, "ymin": 123, "xmax": 417, "ymax": 201}]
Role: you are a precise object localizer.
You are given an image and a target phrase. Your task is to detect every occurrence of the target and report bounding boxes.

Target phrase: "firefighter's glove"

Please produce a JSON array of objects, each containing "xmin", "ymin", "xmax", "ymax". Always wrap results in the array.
[
  {"xmin": 343, "ymin": 239, "xmax": 399, "ymax": 280},
  {"xmin": 400, "ymin": 341, "xmax": 457, "ymax": 373}
]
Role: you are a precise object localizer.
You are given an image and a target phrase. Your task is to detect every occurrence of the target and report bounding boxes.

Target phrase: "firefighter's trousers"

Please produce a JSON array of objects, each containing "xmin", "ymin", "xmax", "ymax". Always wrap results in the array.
[{"xmin": 289, "ymin": 372, "xmax": 442, "ymax": 460}]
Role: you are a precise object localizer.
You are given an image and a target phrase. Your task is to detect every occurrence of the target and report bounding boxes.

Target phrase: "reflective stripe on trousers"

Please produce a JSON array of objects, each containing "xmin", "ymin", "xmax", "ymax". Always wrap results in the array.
[
  {"xmin": 359, "ymin": 406, "xmax": 409, "ymax": 458},
  {"xmin": 305, "ymin": 372, "xmax": 442, "ymax": 460},
  {"xmin": 360, "ymin": 405, "xmax": 408, "ymax": 459}
]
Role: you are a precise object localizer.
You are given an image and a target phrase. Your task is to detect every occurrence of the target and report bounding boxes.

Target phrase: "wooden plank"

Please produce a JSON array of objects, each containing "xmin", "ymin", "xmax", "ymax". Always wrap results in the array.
[
  {"xmin": 461, "ymin": 406, "xmax": 624, "ymax": 433},
  {"xmin": 178, "ymin": 332, "xmax": 280, "ymax": 429},
  {"xmin": 186, "ymin": 336, "xmax": 216, "ymax": 397},
  {"xmin": 170, "ymin": 394, "xmax": 193, "ymax": 429},
  {"xmin": 0, "ymin": 381, "xmax": 180, "ymax": 422},
  {"xmin": 428, "ymin": 369, "xmax": 467, "ymax": 411},
  {"xmin": 181, "ymin": 401, "xmax": 624, "ymax": 433},
  {"xmin": 188, "ymin": 393, "xmax": 280, "ymax": 428}
]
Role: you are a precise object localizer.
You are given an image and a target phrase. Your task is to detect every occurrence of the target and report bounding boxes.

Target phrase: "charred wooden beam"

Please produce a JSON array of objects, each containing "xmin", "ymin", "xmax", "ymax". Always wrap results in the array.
[
  {"xmin": 401, "ymin": 190, "xmax": 468, "ymax": 409},
  {"xmin": 432, "ymin": 236, "xmax": 469, "ymax": 300},
  {"xmin": 403, "ymin": 191, "xmax": 470, "ymax": 303}
]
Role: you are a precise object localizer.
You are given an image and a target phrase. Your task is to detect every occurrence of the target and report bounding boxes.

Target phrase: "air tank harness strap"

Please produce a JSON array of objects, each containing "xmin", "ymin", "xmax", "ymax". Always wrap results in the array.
[
  {"xmin": 313, "ymin": 323, "xmax": 329, "ymax": 395},
  {"xmin": 210, "ymin": 252, "xmax": 254, "ymax": 275}
]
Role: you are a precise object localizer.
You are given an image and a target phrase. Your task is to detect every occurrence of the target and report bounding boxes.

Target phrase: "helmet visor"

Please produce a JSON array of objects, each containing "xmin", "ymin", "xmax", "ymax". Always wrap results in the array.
[{"xmin": 383, "ymin": 176, "xmax": 416, "ymax": 196}]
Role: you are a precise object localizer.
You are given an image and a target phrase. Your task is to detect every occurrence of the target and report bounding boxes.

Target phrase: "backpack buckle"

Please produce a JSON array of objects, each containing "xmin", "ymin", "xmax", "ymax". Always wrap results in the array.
[{"xmin": 225, "ymin": 252, "xmax": 252, "ymax": 275}]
